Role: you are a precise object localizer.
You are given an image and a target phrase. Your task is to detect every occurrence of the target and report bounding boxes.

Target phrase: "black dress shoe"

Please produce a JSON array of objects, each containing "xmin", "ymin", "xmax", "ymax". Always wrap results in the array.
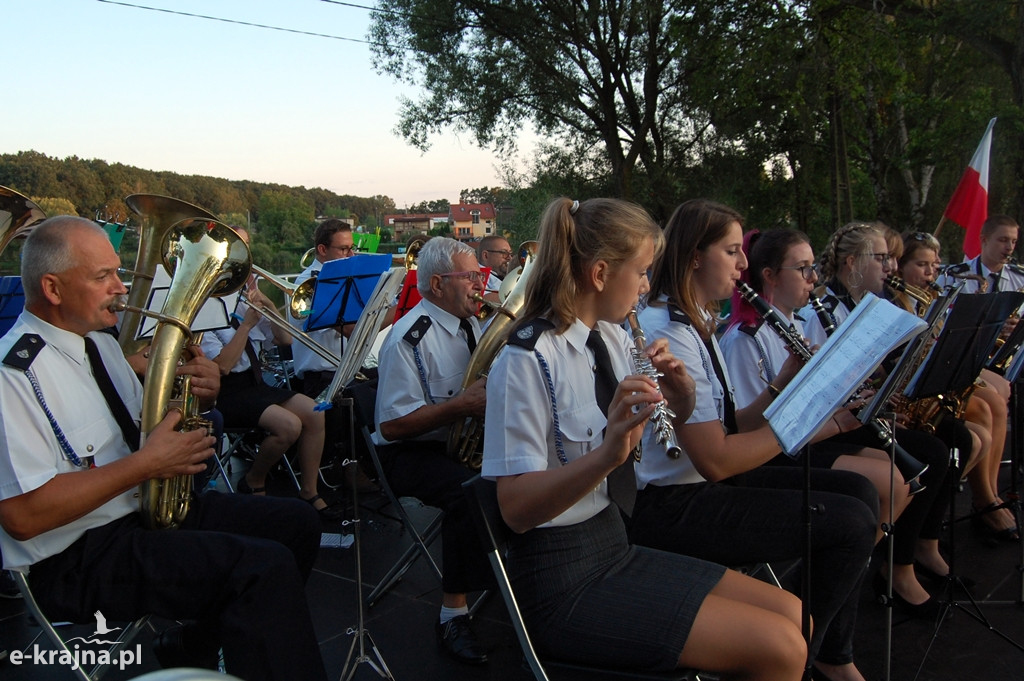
[
  {"xmin": 872, "ymin": 573, "xmax": 941, "ymax": 620},
  {"xmin": 152, "ymin": 624, "xmax": 220, "ymax": 670},
  {"xmin": 435, "ymin": 614, "xmax": 488, "ymax": 665}
]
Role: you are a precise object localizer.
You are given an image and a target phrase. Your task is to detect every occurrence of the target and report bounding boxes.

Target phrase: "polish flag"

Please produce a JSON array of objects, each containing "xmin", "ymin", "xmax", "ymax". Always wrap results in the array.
[{"xmin": 943, "ymin": 117, "xmax": 996, "ymax": 259}]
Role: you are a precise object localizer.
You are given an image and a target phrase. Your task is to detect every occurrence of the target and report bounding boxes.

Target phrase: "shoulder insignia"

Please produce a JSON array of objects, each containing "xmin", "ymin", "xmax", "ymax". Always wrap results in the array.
[
  {"xmin": 667, "ymin": 303, "xmax": 692, "ymax": 326},
  {"xmin": 794, "ymin": 312, "xmax": 807, "ymax": 323},
  {"xmin": 739, "ymin": 319, "xmax": 764, "ymax": 337},
  {"xmin": 819, "ymin": 295, "xmax": 840, "ymax": 313},
  {"xmin": 3, "ymin": 333, "xmax": 45, "ymax": 370},
  {"xmin": 945, "ymin": 262, "xmax": 970, "ymax": 274},
  {"xmin": 402, "ymin": 315, "xmax": 432, "ymax": 347},
  {"xmin": 507, "ymin": 318, "xmax": 554, "ymax": 350}
]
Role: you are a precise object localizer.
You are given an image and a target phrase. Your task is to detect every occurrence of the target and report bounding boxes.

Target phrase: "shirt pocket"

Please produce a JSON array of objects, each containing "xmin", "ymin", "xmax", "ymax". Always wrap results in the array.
[
  {"xmin": 64, "ymin": 418, "xmax": 124, "ymax": 467},
  {"xmin": 428, "ymin": 372, "xmax": 465, "ymax": 403},
  {"xmin": 558, "ymin": 404, "xmax": 605, "ymax": 462}
]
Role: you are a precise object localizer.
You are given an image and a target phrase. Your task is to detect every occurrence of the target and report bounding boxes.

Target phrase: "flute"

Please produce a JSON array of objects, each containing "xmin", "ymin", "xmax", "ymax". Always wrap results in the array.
[{"xmin": 626, "ymin": 309, "xmax": 682, "ymax": 459}]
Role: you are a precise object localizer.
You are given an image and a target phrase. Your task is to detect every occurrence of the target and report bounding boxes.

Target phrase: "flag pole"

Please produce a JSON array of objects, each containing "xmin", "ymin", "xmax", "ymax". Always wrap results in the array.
[{"xmin": 932, "ymin": 215, "xmax": 947, "ymax": 238}]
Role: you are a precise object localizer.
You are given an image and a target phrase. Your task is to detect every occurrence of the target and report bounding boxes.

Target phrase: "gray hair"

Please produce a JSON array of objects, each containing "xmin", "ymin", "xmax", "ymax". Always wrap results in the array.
[
  {"xmin": 416, "ymin": 237, "xmax": 476, "ymax": 295},
  {"xmin": 21, "ymin": 216, "xmax": 105, "ymax": 305}
]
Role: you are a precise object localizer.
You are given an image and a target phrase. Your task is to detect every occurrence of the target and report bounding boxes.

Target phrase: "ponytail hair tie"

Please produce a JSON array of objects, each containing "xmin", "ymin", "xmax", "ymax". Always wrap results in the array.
[{"xmin": 569, "ymin": 199, "xmax": 579, "ymax": 215}]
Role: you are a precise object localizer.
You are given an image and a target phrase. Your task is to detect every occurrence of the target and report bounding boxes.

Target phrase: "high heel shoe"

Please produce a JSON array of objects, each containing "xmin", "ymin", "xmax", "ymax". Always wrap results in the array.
[
  {"xmin": 971, "ymin": 502, "xmax": 1021, "ymax": 542},
  {"xmin": 872, "ymin": 572, "xmax": 941, "ymax": 619},
  {"xmin": 913, "ymin": 560, "xmax": 976, "ymax": 589}
]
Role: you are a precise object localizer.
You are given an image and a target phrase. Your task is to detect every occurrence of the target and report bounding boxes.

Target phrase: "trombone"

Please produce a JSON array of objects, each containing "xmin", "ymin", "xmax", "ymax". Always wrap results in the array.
[{"xmin": 244, "ymin": 266, "xmax": 341, "ymax": 368}]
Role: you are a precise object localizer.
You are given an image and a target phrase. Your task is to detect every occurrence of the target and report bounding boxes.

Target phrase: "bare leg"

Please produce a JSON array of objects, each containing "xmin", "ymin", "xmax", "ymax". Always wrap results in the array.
[
  {"xmin": 247, "ymin": 404, "xmax": 302, "ymax": 491},
  {"xmin": 968, "ymin": 381, "xmax": 1016, "ymax": 532},
  {"xmin": 679, "ymin": 570, "xmax": 806, "ymax": 681},
  {"xmin": 279, "ymin": 394, "xmax": 328, "ymax": 510},
  {"xmin": 832, "ymin": 450, "xmax": 908, "ymax": 544}
]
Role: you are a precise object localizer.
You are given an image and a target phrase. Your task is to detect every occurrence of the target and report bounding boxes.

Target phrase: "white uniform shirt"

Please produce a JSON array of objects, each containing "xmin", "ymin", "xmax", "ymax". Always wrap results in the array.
[
  {"xmin": 719, "ymin": 309, "xmax": 806, "ymax": 409},
  {"xmin": 200, "ymin": 301, "xmax": 273, "ymax": 374},
  {"xmin": 481, "ymin": 318, "xmax": 633, "ymax": 527},
  {"xmin": 483, "ymin": 271, "xmax": 502, "ymax": 297},
  {"xmin": 936, "ymin": 256, "xmax": 1024, "ymax": 295},
  {"xmin": 0, "ymin": 312, "xmax": 142, "ymax": 571},
  {"xmin": 635, "ymin": 300, "xmax": 732, "ymax": 489},
  {"xmin": 373, "ymin": 298, "xmax": 481, "ymax": 444},
  {"xmin": 289, "ymin": 259, "xmax": 345, "ymax": 378}
]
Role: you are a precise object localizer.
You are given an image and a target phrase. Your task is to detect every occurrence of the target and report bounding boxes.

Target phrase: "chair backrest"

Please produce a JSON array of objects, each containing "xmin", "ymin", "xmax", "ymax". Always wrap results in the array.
[
  {"xmin": 462, "ymin": 475, "xmax": 512, "ymax": 556},
  {"xmin": 345, "ymin": 378, "xmax": 379, "ymax": 434}
]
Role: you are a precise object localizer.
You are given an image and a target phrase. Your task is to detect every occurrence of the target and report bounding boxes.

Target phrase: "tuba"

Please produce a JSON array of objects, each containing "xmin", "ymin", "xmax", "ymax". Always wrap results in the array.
[
  {"xmin": 0, "ymin": 186, "xmax": 47, "ymax": 257},
  {"xmin": 128, "ymin": 218, "xmax": 250, "ymax": 529},
  {"xmin": 447, "ymin": 241, "xmax": 538, "ymax": 469},
  {"xmin": 119, "ymin": 195, "xmax": 218, "ymax": 354}
]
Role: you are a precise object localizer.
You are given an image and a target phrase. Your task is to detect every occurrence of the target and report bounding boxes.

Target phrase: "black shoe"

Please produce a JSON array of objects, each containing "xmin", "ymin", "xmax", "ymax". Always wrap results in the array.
[
  {"xmin": 153, "ymin": 624, "xmax": 220, "ymax": 670},
  {"xmin": 914, "ymin": 561, "xmax": 976, "ymax": 589},
  {"xmin": 435, "ymin": 614, "xmax": 488, "ymax": 665},
  {"xmin": 873, "ymin": 573, "xmax": 940, "ymax": 620},
  {"xmin": 971, "ymin": 502, "xmax": 1021, "ymax": 542},
  {"xmin": 301, "ymin": 494, "xmax": 346, "ymax": 522}
]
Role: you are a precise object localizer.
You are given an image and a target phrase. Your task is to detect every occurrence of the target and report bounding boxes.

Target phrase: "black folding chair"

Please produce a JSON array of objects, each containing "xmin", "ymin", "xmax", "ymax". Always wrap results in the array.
[{"xmin": 461, "ymin": 475, "xmax": 701, "ymax": 681}]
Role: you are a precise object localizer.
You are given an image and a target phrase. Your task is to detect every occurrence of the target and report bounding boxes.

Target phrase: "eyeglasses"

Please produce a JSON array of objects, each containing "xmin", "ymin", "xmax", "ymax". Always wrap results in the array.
[
  {"xmin": 330, "ymin": 245, "xmax": 355, "ymax": 254},
  {"xmin": 868, "ymin": 253, "xmax": 893, "ymax": 263},
  {"xmin": 439, "ymin": 270, "xmax": 485, "ymax": 284},
  {"xmin": 485, "ymin": 249, "xmax": 513, "ymax": 258},
  {"xmin": 778, "ymin": 264, "xmax": 818, "ymax": 281}
]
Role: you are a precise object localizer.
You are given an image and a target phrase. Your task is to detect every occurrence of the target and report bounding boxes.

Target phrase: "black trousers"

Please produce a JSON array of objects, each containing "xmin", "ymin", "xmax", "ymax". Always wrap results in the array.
[
  {"xmin": 629, "ymin": 467, "xmax": 878, "ymax": 665},
  {"xmin": 377, "ymin": 440, "xmax": 494, "ymax": 594},
  {"xmin": 29, "ymin": 492, "xmax": 327, "ymax": 681}
]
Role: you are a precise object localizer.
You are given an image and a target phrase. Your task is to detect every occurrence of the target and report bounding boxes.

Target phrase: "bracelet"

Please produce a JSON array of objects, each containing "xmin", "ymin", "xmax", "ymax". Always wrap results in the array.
[{"xmin": 766, "ymin": 383, "xmax": 780, "ymax": 400}]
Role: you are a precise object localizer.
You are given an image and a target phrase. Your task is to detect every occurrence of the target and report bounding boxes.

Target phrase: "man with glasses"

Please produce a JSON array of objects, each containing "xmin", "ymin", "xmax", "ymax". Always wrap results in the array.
[
  {"xmin": 476, "ymin": 235, "xmax": 512, "ymax": 304},
  {"xmin": 373, "ymin": 237, "xmax": 494, "ymax": 665}
]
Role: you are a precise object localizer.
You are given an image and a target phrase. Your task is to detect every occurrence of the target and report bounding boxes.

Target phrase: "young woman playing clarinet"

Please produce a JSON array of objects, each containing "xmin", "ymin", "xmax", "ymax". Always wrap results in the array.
[
  {"xmin": 719, "ymin": 229, "xmax": 909, "ymax": 540},
  {"xmin": 482, "ymin": 197, "xmax": 807, "ymax": 681},
  {"xmin": 628, "ymin": 199, "xmax": 877, "ymax": 681},
  {"xmin": 802, "ymin": 221, "xmax": 952, "ymax": 615},
  {"xmin": 896, "ymin": 231, "xmax": 1018, "ymax": 542}
]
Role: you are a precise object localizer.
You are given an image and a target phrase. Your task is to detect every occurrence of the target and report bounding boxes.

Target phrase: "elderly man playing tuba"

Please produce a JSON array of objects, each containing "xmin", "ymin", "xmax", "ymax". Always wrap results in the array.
[{"xmin": 0, "ymin": 217, "xmax": 328, "ymax": 681}]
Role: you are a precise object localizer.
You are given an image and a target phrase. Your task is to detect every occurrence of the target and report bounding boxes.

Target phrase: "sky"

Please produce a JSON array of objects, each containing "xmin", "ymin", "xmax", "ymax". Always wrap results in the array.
[{"xmin": 5, "ymin": 0, "xmax": 530, "ymax": 208}]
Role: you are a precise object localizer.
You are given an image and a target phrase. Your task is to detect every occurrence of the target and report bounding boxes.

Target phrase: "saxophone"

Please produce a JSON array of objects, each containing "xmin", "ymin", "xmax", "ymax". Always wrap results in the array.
[
  {"xmin": 625, "ymin": 309, "xmax": 681, "ymax": 459},
  {"xmin": 118, "ymin": 217, "xmax": 251, "ymax": 529},
  {"xmin": 735, "ymin": 282, "xmax": 929, "ymax": 494}
]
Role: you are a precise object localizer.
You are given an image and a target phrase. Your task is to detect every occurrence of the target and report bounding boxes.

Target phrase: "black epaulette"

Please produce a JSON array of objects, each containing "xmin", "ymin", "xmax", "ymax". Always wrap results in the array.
[
  {"xmin": 794, "ymin": 312, "xmax": 807, "ymax": 323},
  {"xmin": 739, "ymin": 319, "xmax": 764, "ymax": 337},
  {"xmin": 668, "ymin": 304, "xmax": 692, "ymax": 326},
  {"xmin": 945, "ymin": 262, "xmax": 970, "ymax": 275},
  {"xmin": 1007, "ymin": 263, "xmax": 1024, "ymax": 277},
  {"xmin": 507, "ymin": 318, "xmax": 554, "ymax": 350},
  {"xmin": 402, "ymin": 315, "xmax": 432, "ymax": 347},
  {"xmin": 819, "ymin": 295, "xmax": 840, "ymax": 314},
  {"xmin": 3, "ymin": 334, "xmax": 45, "ymax": 370}
]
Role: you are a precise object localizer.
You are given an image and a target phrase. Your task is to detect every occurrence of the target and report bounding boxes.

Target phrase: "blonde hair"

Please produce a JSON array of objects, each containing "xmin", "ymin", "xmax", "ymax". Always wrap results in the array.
[
  {"xmin": 817, "ymin": 221, "xmax": 884, "ymax": 285},
  {"xmin": 521, "ymin": 197, "xmax": 663, "ymax": 333}
]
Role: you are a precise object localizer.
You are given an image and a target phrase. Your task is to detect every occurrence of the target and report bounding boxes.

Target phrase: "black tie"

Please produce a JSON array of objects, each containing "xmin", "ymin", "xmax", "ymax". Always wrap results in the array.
[
  {"xmin": 84, "ymin": 336, "xmax": 141, "ymax": 451},
  {"xmin": 459, "ymin": 318, "xmax": 477, "ymax": 353},
  {"xmin": 703, "ymin": 338, "xmax": 738, "ymax": 434},
  {"xmin": 230, "ymin": 317, "xmax": 264, "ymax": 384},
  {"xmin": 586, "ymin": 329, "xmax": 636, "ymax": 515},
  {"xmin": 990, "ymin": 271, "xmax": 1001, "ymax": 293}
]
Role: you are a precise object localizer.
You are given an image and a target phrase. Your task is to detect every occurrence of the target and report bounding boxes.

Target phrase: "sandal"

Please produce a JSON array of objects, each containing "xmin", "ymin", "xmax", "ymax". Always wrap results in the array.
[
  {"xmin": 302, "ymin": 494, "xmax": 345, "ymax": 522},
  {"xmin": 237, "ymin": 477, "xmax": 266, "ymax": 495},
  {"xmin": 971, "ymin": 501, "xmax": 1020, "ymax": 542}
]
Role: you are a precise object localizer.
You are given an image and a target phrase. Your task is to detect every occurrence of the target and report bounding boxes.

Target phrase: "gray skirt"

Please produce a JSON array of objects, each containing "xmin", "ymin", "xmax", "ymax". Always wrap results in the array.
[{"xmin": 507, "ymin": 504, "xmax": 725, "ymax": 671}]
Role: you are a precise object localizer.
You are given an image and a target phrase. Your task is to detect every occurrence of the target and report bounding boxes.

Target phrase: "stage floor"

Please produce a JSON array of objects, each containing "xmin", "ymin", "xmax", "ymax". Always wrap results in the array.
[{"xmin": 2, "ymin": 456, "xmax": 1022, "ymax": 680}]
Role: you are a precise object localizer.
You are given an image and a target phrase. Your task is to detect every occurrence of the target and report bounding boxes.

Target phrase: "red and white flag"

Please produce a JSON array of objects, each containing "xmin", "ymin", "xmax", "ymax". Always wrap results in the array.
[{"xmin": 943, "ymin": 117, "xmax": 996, "ymax": 259}]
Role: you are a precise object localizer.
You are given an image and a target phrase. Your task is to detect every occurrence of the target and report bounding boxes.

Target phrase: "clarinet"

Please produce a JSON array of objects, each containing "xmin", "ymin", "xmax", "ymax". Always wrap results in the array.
[
  {"xmin": 626, "ymin": 309, "xmax": 682, "ymax": 459},
  {"xmin": 735, "ymin": 282, "xmax": 928, "ymax": 493},
  {"xmin": 808, "ymin": 293, "xmax": 835, "ymax": 337}
]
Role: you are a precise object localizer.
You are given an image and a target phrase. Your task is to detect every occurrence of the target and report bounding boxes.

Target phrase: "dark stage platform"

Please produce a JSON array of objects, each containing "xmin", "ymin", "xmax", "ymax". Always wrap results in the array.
[{"xmin": 2, "ymin": 456, "xmax": 1022, "ymax": 681}]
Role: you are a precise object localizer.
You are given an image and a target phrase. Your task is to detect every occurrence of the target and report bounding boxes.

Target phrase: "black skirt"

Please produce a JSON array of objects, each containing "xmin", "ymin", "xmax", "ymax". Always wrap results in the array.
[
  {"xmin": 217, "ymin": 371, "xmax": 295, "ymax": 428},
  {"xmin": 506, "ymin": 504, "xmax": 725, "ymax": 671}
]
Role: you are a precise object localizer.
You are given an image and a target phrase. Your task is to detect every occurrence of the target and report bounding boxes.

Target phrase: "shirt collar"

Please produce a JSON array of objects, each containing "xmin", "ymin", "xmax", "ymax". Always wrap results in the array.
[
  {"xmin": 565, "ymin": 318, "xmax": 593, "ymax": 356},
  {"xmin": 21, "ymin": 311, "xmax": 90, "ymax": 366},
  {"xmin": 420, "ymin": 298, "xmax": 471, "ymax": 338}
]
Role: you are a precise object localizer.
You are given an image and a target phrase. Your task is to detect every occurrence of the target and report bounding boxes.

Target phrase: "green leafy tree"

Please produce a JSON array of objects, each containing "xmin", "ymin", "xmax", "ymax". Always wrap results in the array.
[{"xmin": 409, "ymin": 199, "xmax": 451, "ymax": 213}]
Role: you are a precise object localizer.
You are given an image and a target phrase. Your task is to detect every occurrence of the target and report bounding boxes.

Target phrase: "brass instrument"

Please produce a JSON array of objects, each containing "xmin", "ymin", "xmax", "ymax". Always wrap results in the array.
[
  {"xmin": 626, "ymin": 309, "xmax": 681, "ymax": 459},
  {"xmin": 404, "ymin": 236, "xmax": 427, "ymax": 270},
  {"xmin": 0, "ymin": 185, "xmax": 46, "ymax": 256},
  {"xmin": 885, "ymin": 275, "xmax": 940, "ymax": 317},
  {"xmin": 299, "ymin": 247, "xmax": 317, "ymax": 270},
  {"xmin": 736, "ymin": 282, "xmax": 929, "ymax": 493},
  {"xmin": 238, "ymin": 287, "xmax": 342, "ymax": 369},
  {"xmin": 251, "ymin": 264, "xmax": 316, "ymax": 319},
  {"xmin": 447, "ymin": 240, "xmax": 539, "ymax": 469},
  {"xmin": 124, "ymin": 218, "xmax": 250, "ymax": 529},
  {"xmin": 119, "ymin": 195, "xmax": 218, "ymax": 354}
]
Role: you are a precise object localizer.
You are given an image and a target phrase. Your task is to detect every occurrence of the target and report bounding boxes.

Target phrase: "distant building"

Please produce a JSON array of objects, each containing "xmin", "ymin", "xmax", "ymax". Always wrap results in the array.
[
  {"xmin": 383, "ymin": 212, "xmax": 449, "ymax": 242},
  {"xmin": 449, "ymin": 203, "xmax": 496, "ymax": 241}
]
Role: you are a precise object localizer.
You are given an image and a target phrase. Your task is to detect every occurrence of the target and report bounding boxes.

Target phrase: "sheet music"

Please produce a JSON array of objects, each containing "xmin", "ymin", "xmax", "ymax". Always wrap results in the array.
[{"xmin": 763, "ymin": 293, "xmax": 926, "ymax": 455}]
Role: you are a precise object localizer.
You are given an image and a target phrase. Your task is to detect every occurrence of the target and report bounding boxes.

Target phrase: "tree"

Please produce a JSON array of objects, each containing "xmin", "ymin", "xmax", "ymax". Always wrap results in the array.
[{"xmin": 409, "ymin": 199, "xmax": 451, "ymax": 213}]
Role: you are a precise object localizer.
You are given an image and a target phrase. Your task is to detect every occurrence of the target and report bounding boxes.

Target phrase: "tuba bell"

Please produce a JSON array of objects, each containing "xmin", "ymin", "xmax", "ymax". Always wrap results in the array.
[
  {"xmin": 0, "ymin": 185, "xmax": 47, "ymax": 258},
  {"xmin": 131, "ymin": 218, "xmax": 250, "ymax": 529},
  {"xmin": 118, "ymin": 195, "xmax": 218, "ymax": 354},
  {"xmin": 447, "ymin": 240, "xmax": 538, "ymax": 468}
]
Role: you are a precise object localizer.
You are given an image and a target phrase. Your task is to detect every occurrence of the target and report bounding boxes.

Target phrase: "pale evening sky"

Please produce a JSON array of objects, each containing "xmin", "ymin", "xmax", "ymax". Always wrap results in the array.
[{"xmin": 5, "ymin": 0, "xmax": 533, "ymax": 208}]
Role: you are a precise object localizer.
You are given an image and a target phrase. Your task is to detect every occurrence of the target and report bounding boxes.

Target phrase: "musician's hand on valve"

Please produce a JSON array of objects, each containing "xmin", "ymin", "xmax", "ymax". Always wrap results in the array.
[
  {"xmin": 460, "ymin": 377, "xmax": 488, "ymax": 419},
  {"xmin": 178, "ymin": 345, "xmax": 221, "ymax": 406},
  {"xmin": 604, "ymin": 376, "xmax": 659, "ymax": 466},
  {"xmin": 141, "ymin": 410, "xmax": 215, "ymax": 479},
  {"xmin": 646, "ymin": 338, "xmax": 695, "ymax": 419}
]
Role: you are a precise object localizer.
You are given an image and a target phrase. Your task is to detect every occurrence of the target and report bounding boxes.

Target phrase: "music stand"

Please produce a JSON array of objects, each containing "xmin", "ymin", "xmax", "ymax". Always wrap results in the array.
[
  {"xmin": 305, "ymin": 254, "xmax": 391, "ymax": 333},
  {"xmin": 907, "ymin": 293, "xmax": 1024, "ymax": 678},
  {"xmin": 0, "ymin": 276, "xmax": 24, "ymax": 338}
]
